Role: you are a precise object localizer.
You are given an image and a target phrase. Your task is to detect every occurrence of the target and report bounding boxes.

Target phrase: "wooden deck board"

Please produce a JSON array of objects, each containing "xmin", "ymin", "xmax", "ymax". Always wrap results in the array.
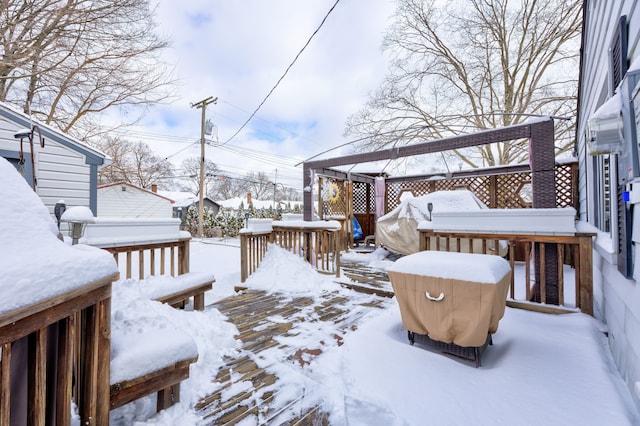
[{"xmin": 197, "ymin": 276, "xmax": 391, "ymax": 425}]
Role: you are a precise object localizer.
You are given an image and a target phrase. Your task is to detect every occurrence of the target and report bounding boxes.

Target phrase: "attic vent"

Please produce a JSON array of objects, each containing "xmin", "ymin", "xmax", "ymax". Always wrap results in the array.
[{"xmin": 121, "ymin": 185, "xmax": 126, "ymax": 191}]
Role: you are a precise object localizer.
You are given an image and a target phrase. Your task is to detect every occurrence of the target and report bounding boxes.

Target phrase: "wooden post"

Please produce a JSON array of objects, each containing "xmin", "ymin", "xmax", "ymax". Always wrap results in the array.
[
  {"xmin": 176, "ymin": 239, "xmax": 191, "ymax": 276},
  {"xmin": 150, "ymin": 249, "xmax": 156, "ymax": 276},
  {"xmin": 489, "ymin": 175, "xmax": 497, "ymax": 208},
  {"xmin": 79, "ymin": 305, "xmax": 99, "ymax": 425},
  {"xmin": 138, "ymin": 251, "xmax": 145, "ymax": 280},
  {"xmin": 27, "ymin": 328, "xmax": 46, "ymax": 425},
  {"xmin": 1, "ymin": 343, "xmax": 10, "ymax": 426},
  {"xmin": 170, "ymin": 246, "xmax": 175, "ymax": 277},
  {"xmin": 56, "ymin": 317, "xmax": 74, "ymax": 425},
  {"xmin": 240, "ymin": 234, "xmax": 248, "ymax": 283},
  {"xmin": 96, "ymin": 297, "xmax": 111, "ymax": 424},
  {"xmin": 318, "ymin": 177, "xmax": 324, "ymax": 220},
  {"xmin": 578, "ymin": 233, "xmax": 594, "ymax": 315},
  {"xmin": 335, "ymin": 232, "xmax": 341, "ymax": 278},
  {"xmin": 126, "ymin": 251, "xmax": 132, "ymax": 279}
]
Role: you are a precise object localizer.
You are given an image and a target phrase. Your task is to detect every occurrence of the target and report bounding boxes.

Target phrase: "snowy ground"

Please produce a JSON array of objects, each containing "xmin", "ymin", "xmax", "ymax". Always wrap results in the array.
[{"xmin": 110, "ymin": 238, "xmax": 640, "ymax": 426}]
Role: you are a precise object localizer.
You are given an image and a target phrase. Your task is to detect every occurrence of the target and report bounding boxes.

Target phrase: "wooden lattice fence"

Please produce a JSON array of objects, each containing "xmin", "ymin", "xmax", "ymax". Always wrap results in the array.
[
  {"xmin": 316, "ymin": 161, "xmax": 577, "ymax": 248},
  {"xmin": 385, "ymin": 161, "xmax": 577, "ymax": 212}
]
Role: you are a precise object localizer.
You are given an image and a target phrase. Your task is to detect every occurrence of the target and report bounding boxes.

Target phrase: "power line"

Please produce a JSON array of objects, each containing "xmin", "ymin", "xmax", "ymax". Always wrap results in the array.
[
  {"xmin": 220, "ymin": 0, "xmax": 341, "ymax": 146},
  {"xmin": 164, "ymin": 140, "xmax": 198, "ymax": 160},
  {"xmin": 295, "ymin": 128, "xmax": 420, "ymax": 166},
  {"xmin": 219, "ymin": 99, "xmax": 324, "ymax": 147}
]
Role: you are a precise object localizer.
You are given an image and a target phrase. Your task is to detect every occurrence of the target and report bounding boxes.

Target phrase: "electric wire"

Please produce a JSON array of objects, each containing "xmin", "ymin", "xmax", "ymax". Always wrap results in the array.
[{"xmin": 219, "ymin": 0, "xmax": 341, "ymax": 147}]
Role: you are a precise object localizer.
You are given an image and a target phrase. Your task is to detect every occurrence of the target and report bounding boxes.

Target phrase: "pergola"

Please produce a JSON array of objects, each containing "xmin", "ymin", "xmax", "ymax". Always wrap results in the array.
[
  {"xmin": 302, "ymin": 118, "xmax": 562, "ymax": 304},
  {"xmin": 302, "ymin": 118, "xmax": 557, "ymax": 221}
]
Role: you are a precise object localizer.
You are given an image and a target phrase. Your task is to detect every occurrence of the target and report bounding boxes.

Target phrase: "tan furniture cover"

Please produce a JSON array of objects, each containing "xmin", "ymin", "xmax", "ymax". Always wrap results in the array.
[
  {"xmin": 388, "ymin": 252, "xmax": 511, "ymax": 348},
  {"xmin": 376, "ymin": 190, "xmax": 508, "ymax": 256}
]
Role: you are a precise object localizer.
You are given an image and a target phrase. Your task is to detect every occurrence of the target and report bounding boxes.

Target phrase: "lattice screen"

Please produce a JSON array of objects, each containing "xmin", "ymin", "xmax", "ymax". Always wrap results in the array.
[
  {"xmin": 319, "ymin": 177, "xmax": 347, "ymax": 217},
  {"xmin": 353, "ymin": 181, "xmax": 374, "ymax": 214},
  {"xmin": 385, "ymin": 162, "xmax": 577, "ymax": 212}
]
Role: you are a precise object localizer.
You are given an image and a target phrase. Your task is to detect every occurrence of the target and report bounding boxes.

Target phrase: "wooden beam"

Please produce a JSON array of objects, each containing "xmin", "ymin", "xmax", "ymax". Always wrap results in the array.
[
  {"xmin": 305, "ymin": 121, "xmax": 539, "ymax": 170},
  {"xmin": 110, "ymin": 357, "xmax": 197, "ymax": 410},
  {"xmin": 0, "ymin": 277, "xmax": 115, "ymax": 342}
]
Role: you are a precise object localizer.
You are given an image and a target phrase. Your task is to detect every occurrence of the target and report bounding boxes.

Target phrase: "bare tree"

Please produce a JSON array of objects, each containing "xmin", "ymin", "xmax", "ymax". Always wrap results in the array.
[
  {"xmin": 212, "ymin": 176, "xmax": 249, "ymax": 201},
  {"xmin": 179, "ymin": 157, "xmax": 219, "ymax": 197},
  {"xmin": 246, "ymin": 171, "xmax": 275, "ymax": 200},
  {"xmin": 93, "ymin": 137, "xmax": 173, "ymax": 188},
  {"xmin": 0, "ymin": 0, "xmax": 174, "ymax": 139},
  {"xmin": 279, "ymin": 186, "xmax": 302, "ymax": 202},
  {"xmin": 345, "ymin": 0, "xmax": 581, "ymax": 168}
]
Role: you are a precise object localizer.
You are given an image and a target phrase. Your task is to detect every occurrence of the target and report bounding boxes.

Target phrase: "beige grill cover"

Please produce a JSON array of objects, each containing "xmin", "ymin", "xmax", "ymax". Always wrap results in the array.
[
  {"xmin": 389, "ymin": 269, "xmax": 511, "ymax": 347},
  {"xmin": 377, "ymin": 190, "xmax": 507, "ymax": 256}
]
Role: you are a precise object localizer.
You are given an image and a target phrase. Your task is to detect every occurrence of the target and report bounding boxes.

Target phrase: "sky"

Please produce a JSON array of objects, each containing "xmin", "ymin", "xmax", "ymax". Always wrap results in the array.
[
  {"xmin": 109, "ymin": 0, "xmax": 397, "ymax": 192},
  {"xmin": 2, "ymin": 156, "xmax": 639, "ymax": 425}
]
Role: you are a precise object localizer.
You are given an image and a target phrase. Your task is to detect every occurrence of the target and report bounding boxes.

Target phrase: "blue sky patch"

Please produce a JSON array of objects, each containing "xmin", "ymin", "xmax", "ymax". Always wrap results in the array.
[
  {"xmin": 187, "ymin": 12, "xmax": 212, "ymax": 28},
  {"xmin": 162, "ymin": 112, "xmax": 181, "ymax": 128},
  {"xmin": 248, "ymin": 119, "xmax": 317, "ymax": 143}
]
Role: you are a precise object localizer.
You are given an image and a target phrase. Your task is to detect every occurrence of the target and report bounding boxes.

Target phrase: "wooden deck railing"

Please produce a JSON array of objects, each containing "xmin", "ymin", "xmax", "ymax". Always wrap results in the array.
[
  {"xmin": 240, "ymin": 230, "xmax": 271, "ymax": 282},
  {"xmin": 94, "ymin": 237, "xmax": 191, "ymax": 279},
  {"xmin": 240, "ymin": 224, "xmax": 341, "ymax": 282},
  {"xmin": 0, "ymin": 274, "xmax": 117, "ymax": 425},
  {"xmin": 419, "ymin": 230, "xmax": 595, "ymax": 315}
]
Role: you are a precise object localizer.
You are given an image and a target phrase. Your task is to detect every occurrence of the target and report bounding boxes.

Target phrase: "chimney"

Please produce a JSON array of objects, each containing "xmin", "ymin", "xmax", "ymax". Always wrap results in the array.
[
  {"xmin": 247, "ymin": 192, "xmax": 252, "ymax": 204},
  {"xmin": 151, "ymin": 184, "xmax": 158, "ymax": 193}
]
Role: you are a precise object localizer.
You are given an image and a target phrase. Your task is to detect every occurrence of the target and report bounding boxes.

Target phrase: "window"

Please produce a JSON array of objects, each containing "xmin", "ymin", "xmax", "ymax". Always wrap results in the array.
[
  {"xmin": 593, "ymin": 154, "xmax": 612, "ymax": 233},
  {"xmin": 610, "ymin": 15, "xmax": 628, "ymax": 92}
]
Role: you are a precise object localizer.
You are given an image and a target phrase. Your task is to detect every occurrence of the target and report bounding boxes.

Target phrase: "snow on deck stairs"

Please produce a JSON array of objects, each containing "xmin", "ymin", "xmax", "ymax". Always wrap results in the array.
[
  {"xmin": 196, "ymin": 289, "xmax": 388, "ymax": 424},
  {"xmin": 336, "ymin": 258, "xmax": 394, "ymax": 298}
]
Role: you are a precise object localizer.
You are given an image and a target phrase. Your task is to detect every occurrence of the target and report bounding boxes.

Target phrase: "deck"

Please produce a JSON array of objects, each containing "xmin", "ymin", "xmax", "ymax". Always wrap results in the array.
[{"xmin": 196, "ymin": 264, "xmax": 392, "ymax": 425}]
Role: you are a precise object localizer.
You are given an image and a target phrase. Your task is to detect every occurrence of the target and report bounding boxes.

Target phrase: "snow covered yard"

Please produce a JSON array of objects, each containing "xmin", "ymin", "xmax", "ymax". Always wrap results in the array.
[{"xmin": 113, "ymin": 239, "xmax": 640, "ymax": 425}]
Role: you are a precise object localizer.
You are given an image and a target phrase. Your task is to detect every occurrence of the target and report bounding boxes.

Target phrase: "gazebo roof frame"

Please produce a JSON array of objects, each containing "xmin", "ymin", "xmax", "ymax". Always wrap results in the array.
[{"xmin": 302, "ymin": 118, "xmax": 556, "ymax": 220}]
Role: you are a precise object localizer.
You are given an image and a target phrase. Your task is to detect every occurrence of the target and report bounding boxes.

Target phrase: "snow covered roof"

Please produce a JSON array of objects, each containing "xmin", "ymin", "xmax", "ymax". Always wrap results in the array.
[
  {"xmin": 157, "ymin": 190, "xmax": 197, "ymax": 207},
  {"xmin": 157, "ymin": 191, "xmax": 219, "ymax": 209}
]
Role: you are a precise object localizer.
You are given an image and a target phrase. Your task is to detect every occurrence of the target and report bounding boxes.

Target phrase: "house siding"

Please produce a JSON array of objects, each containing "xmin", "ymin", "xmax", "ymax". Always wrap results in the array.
[
  {"xmin": 578, "ymin": 0, "xmax": 640, "ymax": 410},
  {"xmin": 98, "ymin": 184, "xmax": 173, "ymax": 218},
  {"xmin": 0, "ymin": 105, "xmax": 105, "ymax": 221}
]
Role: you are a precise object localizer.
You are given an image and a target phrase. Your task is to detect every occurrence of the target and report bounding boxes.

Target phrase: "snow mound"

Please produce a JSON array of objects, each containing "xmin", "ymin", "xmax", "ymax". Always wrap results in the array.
[{"xmin": 243, "ymin": 244, "xmax": 340, "ymax": 294}]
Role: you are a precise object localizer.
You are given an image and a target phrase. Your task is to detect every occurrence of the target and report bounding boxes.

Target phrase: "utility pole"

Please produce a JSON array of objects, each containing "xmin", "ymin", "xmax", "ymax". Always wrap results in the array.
[{"xmin": 191, "ymin": 96, "xmax": 217, "ymax": 238}]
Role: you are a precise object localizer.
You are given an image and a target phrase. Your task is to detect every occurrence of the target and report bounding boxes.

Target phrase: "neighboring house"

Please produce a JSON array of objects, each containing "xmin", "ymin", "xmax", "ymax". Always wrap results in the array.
[
  {"xmin": 577, "ymin": 3, "xmax": 640, "ymax": 410},
  {"xmin": 157, "ymin": 190, "xmax": 221, "ymax": 223},
  {"xmin": 0, "ymin": 102, "xmax": 108, "ymax": 219},
  {"xmin": 97, "ymin": 182, "xmax": 174, "ymax": 218}
]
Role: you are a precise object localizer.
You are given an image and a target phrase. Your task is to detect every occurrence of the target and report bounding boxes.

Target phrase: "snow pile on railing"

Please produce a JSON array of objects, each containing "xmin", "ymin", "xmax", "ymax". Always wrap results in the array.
[
  {"xmin": 81, "ymin": 217, "xmax": 189, "ymax": 247},
  {"xmin": 239, "ymin": 218, "xmax": 341, "ymax": 234}
]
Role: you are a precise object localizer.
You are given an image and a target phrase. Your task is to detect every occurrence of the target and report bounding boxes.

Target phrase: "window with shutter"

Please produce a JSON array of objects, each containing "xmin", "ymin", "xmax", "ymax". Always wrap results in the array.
[
  {"xmin": 609, "ymin": 15, "xmax": 632, "ymax": 277},
  {"xmin": 610, "ymin": 15, "xmax": 628, "ymax": 92}
]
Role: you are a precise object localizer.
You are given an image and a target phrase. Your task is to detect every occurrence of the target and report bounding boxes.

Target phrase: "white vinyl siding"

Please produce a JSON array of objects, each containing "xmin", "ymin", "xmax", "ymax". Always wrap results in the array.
[
  {"xmin": 0, "ymin": 104, "xmax": 109, "ymax": 233},
  {"xmin": 578, "ymin": 0, "xmax": 640, "ymax": 412},
  {"xmin": 98, "ymin": 185, "xmax": 173, "ymax": 218},
  {"xmin": 36, "ymin": 144, "xmax": 91, "ymax": 209}
]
